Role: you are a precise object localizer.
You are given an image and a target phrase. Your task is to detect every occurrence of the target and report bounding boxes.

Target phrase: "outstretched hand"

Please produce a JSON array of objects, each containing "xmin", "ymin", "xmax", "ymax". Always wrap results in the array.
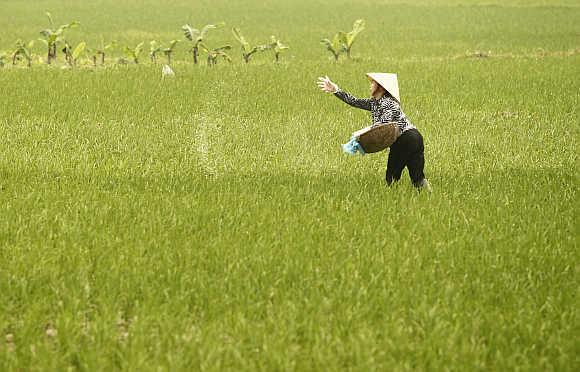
[{"xmin": 317, "ymin": 76, "xmax": 339, "ymax": 93}]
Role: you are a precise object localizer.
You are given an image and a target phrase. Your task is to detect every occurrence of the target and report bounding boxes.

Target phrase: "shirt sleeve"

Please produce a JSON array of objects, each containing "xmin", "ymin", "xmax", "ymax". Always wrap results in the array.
[{"xmin": 333, "ymin": 89, "xmax": 372, "ymax": 111}]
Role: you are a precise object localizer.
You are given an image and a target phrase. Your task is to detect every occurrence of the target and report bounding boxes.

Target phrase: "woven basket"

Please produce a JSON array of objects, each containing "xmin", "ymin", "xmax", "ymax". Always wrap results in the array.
[{"xmin": 354, "ymin": 122, "xmax": 401, "ymax": 153}]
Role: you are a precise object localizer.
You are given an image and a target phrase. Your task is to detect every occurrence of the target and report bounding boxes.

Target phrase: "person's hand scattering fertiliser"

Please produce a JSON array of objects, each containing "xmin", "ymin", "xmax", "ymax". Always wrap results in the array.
[
  {"xmin": 317, "ymin": 73, "xmax": 432, "ymax": 192},
  {"xmin": 317, "ymin": 76, "xmax": 339, "ymax": 93}
]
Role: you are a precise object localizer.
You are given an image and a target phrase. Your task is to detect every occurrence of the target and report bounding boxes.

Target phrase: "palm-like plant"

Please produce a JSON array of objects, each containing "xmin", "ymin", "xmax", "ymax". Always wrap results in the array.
[
  {"xmin": 268, "ymin": 36, "xmax": 289, "ymax": 62},
  {"xmin": 321, "ymin": 33, "xmax": 342, "ymax": 61},
  {"xmin": 338, "ymin": 19, "xmax": 365, "ymax": 58},
  {"xmin": 182, "ymin": 22, "xmax": 224, "ymax": 64},
  {"xmin": 200, "ymin": 43, "xmax": 232, "ymax": 66},
  {"xmin": 163, "ymin": 40, "xmax": 180, "ymax": 65},
  {"xmin": 12, "ymin": 40, "xmax": 34, "ymax": 67},
  {"xmin": 150, "ymin": 41, "xmax": 161, "ymax": 63},
  {"xmin": 86, "ymin": 46, "xmax": 97, "ymax": 66},
  {"xmin": 232, "ymin": 28, "xmax": 269, "ymax": 63},
  {"xmin": 72, "ymin": 42, "xmax": 86, "ymax": 66},
  {"xmin": 62, "ymin": 41, "xmax": 86, "ymax": 66},
  {"xmin": 62, "ymin": 41, "xmax": 71, "ymax": 64},
  {"xmin": 39, "ymin": 12, "xmax": 79, "ymax": 64},
  {"xmin": 124, "ymin": 42, "xmax": 144, "ymax": 64},
  {"xmin": 96, "ymin": 38, "xmax": 116, "ymax": 65}
]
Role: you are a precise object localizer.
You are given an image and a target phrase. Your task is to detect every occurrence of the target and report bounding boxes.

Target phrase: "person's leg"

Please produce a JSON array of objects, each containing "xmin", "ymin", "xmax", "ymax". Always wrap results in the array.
[
  {"xmin": 386, "ymin": 154, "xmax": 405, "ymax": 185},
  {"xmin": 405, "ymin": 129, "xmax": 431, "ymax": 192},
  {"xmin": 385, "ymin": 134, "xmax": 408, "ymax": 185}
]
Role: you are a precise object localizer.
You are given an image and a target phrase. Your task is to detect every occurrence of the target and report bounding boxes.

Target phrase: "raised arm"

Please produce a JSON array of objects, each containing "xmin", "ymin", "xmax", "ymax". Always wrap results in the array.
[
  {"xmin": 317, "ymin": 76, "xmax": 372, "ymax": 111},
  {"xmin": 333, "ymin": 89, "xmax": 372, "ymax": 111}
]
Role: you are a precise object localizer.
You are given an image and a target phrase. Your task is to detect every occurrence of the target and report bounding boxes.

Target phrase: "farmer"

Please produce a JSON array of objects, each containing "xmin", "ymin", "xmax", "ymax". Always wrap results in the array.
[{"xmin": 317, "ymin": 73, "xmax": 431, "ymax": 192}]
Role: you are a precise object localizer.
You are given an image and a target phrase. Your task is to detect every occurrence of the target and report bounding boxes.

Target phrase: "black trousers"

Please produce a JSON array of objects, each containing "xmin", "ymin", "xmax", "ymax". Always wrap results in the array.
[{"xmin": 386, "ymin": 128, "xmax": 426, "ymax": 187}]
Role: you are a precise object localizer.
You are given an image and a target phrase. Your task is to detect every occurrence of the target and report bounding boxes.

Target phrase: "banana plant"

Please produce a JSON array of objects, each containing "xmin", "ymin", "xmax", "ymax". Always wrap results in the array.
[
  {"xmin": 200, "ymin": 43, "xmax": 232, "ymax": 66},
  {"xmin": 182, "ymin": 22, "xmax": 224, "ymax": 64},
  {"xmin": 150, "ymin": 41, "xmax": 161, "ymax": 63},
  {"xmin": 87, "ymin": 39, "xmax": 115, "ymax": 67},
  {"xmin": 72, "ymin": 42, "xmax": 86, "ymax": 66},
  {"xmin": 232, "ymin": 28, "xmax": 270, "ymax": 63},
  {"xmin": 96, "ymin": 38, "xmax": 116, "ymax": 65},
  {"xmin": 163, "ymin": 40, "xmax": 180, "ymax": 65},
  {"xmin": 338, "ymin": 19, "xmax": 365, "ymax": 58},
  {"xmin": 12, "ymin": 40, "xmax": 34, "ymax": 67},
  {"xmin": 86, "ymin": 46, "xmax": 97, "ymax": 66},
  {"xmin": 321, "ymin": 33, "xmax": 342, "ymax": 61},
  {"xmin": 124, "ymin": 42, "xmax": 144, "ymax": 64},
  {"xmin": 268, "ymin": 35, "xmax": 289, "ymax": 62},
  {"xmin": 39, "ymin": 12, "xmax": 79, "ymax": 64},
  {"xmin": 62, "ymin": 41, "xmax": 85, "ymax": 66},
  {"xmin": 62, "ymin": 41, "xmax": 71, "ymax": 65}
]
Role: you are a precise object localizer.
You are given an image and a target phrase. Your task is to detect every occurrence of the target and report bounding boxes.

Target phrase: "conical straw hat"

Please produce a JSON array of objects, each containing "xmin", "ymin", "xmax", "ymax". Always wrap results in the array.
[{"xmin": 366, "ymin": 72, "xmax": 400, "ymax": 102}]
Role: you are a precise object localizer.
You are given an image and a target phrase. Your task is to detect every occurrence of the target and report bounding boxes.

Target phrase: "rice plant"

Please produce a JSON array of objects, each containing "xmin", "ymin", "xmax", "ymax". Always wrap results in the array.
[{"xmin": 0, "ymin": 1, "xmax": 577, "ymax": 371}]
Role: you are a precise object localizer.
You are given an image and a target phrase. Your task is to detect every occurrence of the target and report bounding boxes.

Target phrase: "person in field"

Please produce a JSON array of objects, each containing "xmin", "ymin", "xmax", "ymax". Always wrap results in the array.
[{"xmin": 317, "ymin": 73, "xmax": 431, "ymax": 192}]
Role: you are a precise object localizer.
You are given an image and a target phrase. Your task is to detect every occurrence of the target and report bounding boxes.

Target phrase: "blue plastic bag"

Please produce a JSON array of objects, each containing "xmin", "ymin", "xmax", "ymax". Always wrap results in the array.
[{"xmin": 341, "ymin": 137, "xmax": 365, "ymax": 156}]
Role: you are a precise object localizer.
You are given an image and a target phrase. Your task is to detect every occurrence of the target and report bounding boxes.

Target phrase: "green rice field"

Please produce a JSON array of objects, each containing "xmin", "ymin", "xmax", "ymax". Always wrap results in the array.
[{"xmin": 0, "ymin": 0, "xmax": 578, "ymax": 370}]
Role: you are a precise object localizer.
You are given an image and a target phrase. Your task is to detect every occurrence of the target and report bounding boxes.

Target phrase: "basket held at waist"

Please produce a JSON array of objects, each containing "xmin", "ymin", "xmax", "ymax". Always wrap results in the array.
[{"xmin": 354, "ymin": 122, "xmax": 401, "ymax": 153}]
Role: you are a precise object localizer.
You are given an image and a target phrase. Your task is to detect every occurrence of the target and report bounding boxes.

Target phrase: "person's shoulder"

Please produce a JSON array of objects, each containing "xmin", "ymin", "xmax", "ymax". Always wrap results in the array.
[{"xmin": 380, "ymin": 95, "xmax": 399, "ymax": 107}]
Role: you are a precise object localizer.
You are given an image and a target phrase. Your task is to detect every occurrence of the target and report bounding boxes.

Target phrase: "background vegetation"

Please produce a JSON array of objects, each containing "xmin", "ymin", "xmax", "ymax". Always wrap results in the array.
[{"xmin": 0, "ymin": 0, "xmax": 578, "ymax": 370}]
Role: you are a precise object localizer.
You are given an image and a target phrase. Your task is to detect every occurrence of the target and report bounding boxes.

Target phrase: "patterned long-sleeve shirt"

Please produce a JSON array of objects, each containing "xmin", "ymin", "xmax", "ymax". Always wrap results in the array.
[{"xmin": 334, "ymin": 89, "xmax": 416, "ymax": 133}]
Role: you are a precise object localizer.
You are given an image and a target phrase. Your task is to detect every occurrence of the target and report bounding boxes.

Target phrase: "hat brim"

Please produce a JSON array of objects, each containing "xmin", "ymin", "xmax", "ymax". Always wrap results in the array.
[{"xmin": 365, "ymin": 73, "xmax": 400, "ymax": 103}]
